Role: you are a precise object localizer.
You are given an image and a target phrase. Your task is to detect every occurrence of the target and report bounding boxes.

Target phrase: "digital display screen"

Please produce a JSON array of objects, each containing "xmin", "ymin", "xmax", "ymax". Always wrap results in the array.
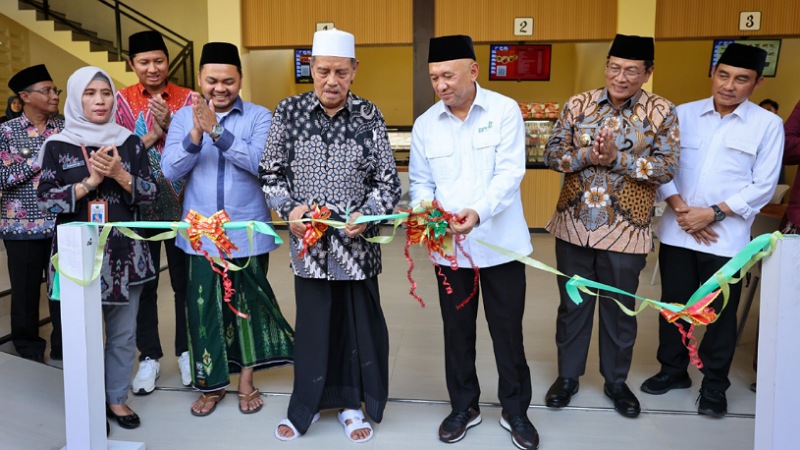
[
  {"xmin": 294, "ymin": 49, "xmax": 312, "ymax": 84},
  {"xmin": 489, "ymin": 44, "xmax": 552, "ymax": 81}
]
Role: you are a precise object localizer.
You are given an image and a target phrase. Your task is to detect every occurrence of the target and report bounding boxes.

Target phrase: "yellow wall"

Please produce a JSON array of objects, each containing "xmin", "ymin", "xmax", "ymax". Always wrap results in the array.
[
  {"xmin": 27, "ymin": 33, "xmax": 93, "ymax": 112},
  {"xmin": 248, "ymin": 46, "xmax": 415, "ymax": 126}
]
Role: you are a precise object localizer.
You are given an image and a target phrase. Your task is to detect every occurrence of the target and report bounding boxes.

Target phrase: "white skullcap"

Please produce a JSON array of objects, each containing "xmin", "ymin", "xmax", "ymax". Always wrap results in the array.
[{"xmin": 312, "ymin": 28, "xmax": 355, "ymax": 58}]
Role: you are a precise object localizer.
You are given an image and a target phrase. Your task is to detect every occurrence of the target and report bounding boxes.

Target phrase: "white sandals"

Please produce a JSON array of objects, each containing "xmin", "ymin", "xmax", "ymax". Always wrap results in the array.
[
  {"xmin": 274, "ymin": 412, "xmax": 320, "ymax": 442},
  {"xmin": 337, "ymin": 409, "xmax": 374, "ymax": 443}
]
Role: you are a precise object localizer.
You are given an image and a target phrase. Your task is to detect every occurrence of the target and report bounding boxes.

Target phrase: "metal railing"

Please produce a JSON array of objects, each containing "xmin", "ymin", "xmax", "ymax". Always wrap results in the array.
[{"xmin": 20, "ymin": 0, "xmax": 195, "ymax": 89}]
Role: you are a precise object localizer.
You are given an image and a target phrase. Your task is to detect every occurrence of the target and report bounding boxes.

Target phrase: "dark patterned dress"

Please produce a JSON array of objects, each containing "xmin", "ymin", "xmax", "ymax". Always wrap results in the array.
[{"xmin": 37, "ymin": 135, "xmax": 157, "ymax": 304}]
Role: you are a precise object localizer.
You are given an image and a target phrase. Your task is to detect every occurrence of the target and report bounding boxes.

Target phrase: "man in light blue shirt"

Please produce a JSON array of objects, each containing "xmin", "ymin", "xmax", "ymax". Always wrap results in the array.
[{"xmin": 162, "ymin": 42, "xmax": 293, "ymax": 418}]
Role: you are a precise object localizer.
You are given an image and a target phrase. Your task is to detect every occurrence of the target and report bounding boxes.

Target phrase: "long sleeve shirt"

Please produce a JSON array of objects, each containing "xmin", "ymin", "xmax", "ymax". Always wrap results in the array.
[
  {"xmin": 783, "ymin": 100, "xmax": 800, "ymax": 227},
  {"xmin": 260, "ymin": 91, "xmax": 400, "ymax": 280},
  {"xmin": 116, "ymin": 82, "xmax": 193, "ymax": 221},
  {"xmin": 656, "ymin": 98, "xmax": 784, "ymax": 257},
  {"xmin": 544, "ymin": 88, "xmax": 680, "ymax": 254},
  {"xmin": 37, "ymin": 135, "xmax": 157, "ymax": 304},
  {"xmin": 0, "ymin": 113, "xmax": 63, "ymax": 240},
  {"xmin": 162, "ymin": 97, "xmax": 279, "ymax": 258},
  {"xmin": 409, "ymin": 83, "xmax": 532, "ymax": 268}
]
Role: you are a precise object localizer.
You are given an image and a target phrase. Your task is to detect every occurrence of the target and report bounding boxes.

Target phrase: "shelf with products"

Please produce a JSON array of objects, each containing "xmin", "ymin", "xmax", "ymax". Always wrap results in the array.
[{"xmin": 524, "ymin": 119, "xmax": 556, "ymax": 166}]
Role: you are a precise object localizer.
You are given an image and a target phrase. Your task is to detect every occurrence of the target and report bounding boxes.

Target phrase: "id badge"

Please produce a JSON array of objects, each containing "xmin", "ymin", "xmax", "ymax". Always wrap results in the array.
[{"xmin": 88, "ymin": 199, "xmax": 108, "ymax": 223}]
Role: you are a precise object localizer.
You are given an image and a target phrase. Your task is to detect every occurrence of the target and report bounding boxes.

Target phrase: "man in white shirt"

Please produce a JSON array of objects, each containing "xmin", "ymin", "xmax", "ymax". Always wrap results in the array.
[
  {"xmin": 641, "ymin": 43, "xmax": 784, "ymax": 418},
  {"xmin": 409, "ymin": 35, "xmax": 537, "ymax": 450}
]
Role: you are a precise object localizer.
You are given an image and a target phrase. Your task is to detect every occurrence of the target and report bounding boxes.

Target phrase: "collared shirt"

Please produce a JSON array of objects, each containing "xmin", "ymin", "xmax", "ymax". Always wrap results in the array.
[
  {"xmin": 116, "ymin": 82, "xmax": 193, "ymax": 221},
  {"xmin": 260, "ymin": 91, "xmax": 400, "ymax": 280},
  {"xmin": 544, "ymin": 88, "xmax": 680, "ymax": 254},
  {"xmin": 409, "ymin": 83, "xmax": 532, "ymax": 268},
  {"xmin": 783, "ymin": 100, "xmax": 800, "ymax": 227},
  {"xmin": 0, "ymin": 113, "xmax": 63, "ymax": 240},
  {"xmin": 162, "ymin": 97, "xmax": 278, "ymax": 257},
  {"xmin": 656, "ymin": 98, "xmax": 784, "ymax": 257}
]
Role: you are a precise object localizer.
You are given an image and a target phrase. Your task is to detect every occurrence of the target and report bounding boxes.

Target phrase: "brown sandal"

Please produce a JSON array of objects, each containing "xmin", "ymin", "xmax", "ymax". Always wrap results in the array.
[
  {"xmin": 190, "ymin": 389, "xmax": 226, "ymax": 417},
  {"xmin": 238, "ymin": 388, "xmax": 263, "ymax": 414}
]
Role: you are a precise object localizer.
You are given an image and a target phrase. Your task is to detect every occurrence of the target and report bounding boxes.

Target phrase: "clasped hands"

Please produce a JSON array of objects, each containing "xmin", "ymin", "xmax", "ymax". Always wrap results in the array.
[
  {"xmin": 189, "ymin": 92, "xmax": 220, "ymax": 145},
  {"xmin": 589, "ymin": 128, "xmax": 618, "ymax": 167},
  {"xmin": 85, "ymin": 145, "xmax": 126, "ymax": 187},
  {"xmin": 674, "ymin": 204, "xmax": 719, "ymax": 246}
]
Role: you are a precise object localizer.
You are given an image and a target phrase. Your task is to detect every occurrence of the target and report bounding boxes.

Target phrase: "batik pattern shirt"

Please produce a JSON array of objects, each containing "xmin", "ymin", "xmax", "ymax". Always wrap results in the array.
[
  {"xmin": 116, "ymin": 82, "xmax": 192, "ymax": 221},
  {"xmin": 0, "ymin": 113, "xmax": 62, "ymax": 240},
  {"xmin": 260, "ymin": 91, "xmax": 401, "ymax": 280},
  {"xmin": 544, "ymin": 88, "xmax": 679, "ymax": 254},
  {"xmin": 37, "ymin": 135, "xmax": 158, "ymax": 305}
]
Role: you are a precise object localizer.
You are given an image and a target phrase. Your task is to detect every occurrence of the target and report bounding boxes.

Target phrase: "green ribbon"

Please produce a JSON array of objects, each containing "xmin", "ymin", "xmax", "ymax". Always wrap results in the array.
[{"xmin": 51, "ymin": 209, "xmax": 791, "ymax": 324}]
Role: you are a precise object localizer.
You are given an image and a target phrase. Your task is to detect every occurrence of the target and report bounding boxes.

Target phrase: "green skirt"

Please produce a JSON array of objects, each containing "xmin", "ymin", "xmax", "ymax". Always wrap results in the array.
[{"xmin": 186, "ymin": 253, "xmax": 294, "ymax": 391}]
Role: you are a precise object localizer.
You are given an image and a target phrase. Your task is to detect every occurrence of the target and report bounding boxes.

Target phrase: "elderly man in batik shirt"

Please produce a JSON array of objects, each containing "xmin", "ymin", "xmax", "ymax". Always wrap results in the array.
[
  {"xmin": 543, "ymin": 34, "xmax": 680, "ymax": 419},
  {"xmin": 261, "ymin": 29, "xmax": 400, "ymax": 443}
]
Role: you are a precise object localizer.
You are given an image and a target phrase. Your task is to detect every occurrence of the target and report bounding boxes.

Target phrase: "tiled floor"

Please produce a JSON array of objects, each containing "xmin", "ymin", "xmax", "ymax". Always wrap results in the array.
[{"xmin": 0, "ymin": 231, "xmax": 760, "ymax": 449}]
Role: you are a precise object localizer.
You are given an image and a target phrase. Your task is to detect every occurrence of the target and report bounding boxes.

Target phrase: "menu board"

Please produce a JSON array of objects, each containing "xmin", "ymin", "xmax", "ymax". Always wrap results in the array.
[
  {"xmin": 294, "ymin": 49, "xmax": 312, "ymax": 84},
  {"xmin": 489, "ymin": 44, "xmax": 551, "ymax": 81},
  {"xmin": 709, "ymin": 39, "xmax": 781, "ymax": 77}
]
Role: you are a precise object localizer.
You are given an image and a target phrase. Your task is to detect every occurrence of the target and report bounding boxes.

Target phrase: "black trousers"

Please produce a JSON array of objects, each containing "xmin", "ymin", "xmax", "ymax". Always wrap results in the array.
[
  {"xmin": 437, "ymin": 261, "xmax": 532, "ymax": 416},
  {"xmin": 656, "ymin": 243, "xmax": 743, "ymax": 392},
  {"xmin": 135, "ymin": 232, "xmax": 188, "ymax": 360},
  {"xmin": 554, "ymin": 239, "xmax": 647, "ymax": 384},
  {"xmin": 288, "ymin": 276, "xmax": 389, "ymax": 435},
  {"xmin": 4, "ymin": 238, "xmax": 61, "ymax": 359}
]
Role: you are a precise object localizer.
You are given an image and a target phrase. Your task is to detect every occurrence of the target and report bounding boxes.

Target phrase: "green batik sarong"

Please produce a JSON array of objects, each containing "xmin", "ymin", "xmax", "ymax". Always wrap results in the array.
[{"xmin": 187, "ymin": 253, "xmax": 294, "ymax": 391}]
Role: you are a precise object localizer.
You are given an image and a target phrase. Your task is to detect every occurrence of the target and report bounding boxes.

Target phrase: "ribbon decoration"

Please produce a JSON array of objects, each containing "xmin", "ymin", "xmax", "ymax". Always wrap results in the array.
[
  {"xmin": 660, "ymin": 290, "xmax": 720, "ymax": 369},
  {"xmin": 184, "ymin": 210, "xmax": 247, "ymax": 318},
  {"xmin": 402, "ymin": 200, "xmax": 479, "ymax": 309},
  {"xmin": 298, "ymin": 203, "xmax": 331, "ymax": 258}
]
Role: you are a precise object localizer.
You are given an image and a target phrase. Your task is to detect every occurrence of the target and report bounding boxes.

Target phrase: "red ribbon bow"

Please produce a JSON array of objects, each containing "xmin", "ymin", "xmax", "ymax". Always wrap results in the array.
[
  {"xmin": 659, "ymin": 290, "xmax": 719, "ymax": 369},
  {"xmin": 298, "ymin": 203, "xmax": 331, "ymax": 258},
  {"xmin": 185, "ymin": 210, "xmax": 246, "ymax": 319},
  {"xmin": 404, "ymin": 201, "xmax": 479, "ymax": 309}
]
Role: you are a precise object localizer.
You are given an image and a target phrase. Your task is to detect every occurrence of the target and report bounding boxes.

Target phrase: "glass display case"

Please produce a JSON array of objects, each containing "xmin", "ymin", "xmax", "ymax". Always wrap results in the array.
[
  {"xmin": 524, "ymin": 119, "xmax": 555, "ymax": 165},
  {"xmin": 387, "ymin": 127, "xmax": 412, "ymax": 165}
]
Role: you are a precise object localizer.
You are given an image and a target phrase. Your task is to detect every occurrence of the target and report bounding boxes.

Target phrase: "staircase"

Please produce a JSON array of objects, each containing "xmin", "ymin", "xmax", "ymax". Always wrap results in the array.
[{"xmin": 0, "ymin": 0, "xmax": 194, "ymax": 89}]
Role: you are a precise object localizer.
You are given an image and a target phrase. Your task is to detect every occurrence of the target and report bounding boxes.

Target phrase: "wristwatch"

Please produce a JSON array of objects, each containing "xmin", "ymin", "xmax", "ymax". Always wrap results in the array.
[
  {"xmin": 209, "ymin": 123, "xmax": 224, "ymax": 140},
  {"xmin": 711, "ymin": 204, "xmax": 725, "ymax": 222}
]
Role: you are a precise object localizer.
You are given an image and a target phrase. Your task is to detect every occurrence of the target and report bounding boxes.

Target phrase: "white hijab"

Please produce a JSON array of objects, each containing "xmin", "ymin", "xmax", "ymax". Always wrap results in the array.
[{"xmin": 42, "ymin": 66, "xmax": 131, "ymax": 149}]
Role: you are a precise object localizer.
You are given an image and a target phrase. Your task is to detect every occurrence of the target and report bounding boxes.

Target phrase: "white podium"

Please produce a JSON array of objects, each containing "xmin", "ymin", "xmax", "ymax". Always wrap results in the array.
[
  {"xmin": 755, "ymin": 237, "xmax": 800, "ymax": 450},
  {"xmin": 57, "ymin": 224, "xmax": 144, "ymax": 450}
]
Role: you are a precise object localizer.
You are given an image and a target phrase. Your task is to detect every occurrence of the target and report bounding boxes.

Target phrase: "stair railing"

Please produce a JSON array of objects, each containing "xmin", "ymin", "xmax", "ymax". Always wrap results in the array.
[{"xmin": 19, "ymin": 0, "xmax": 195, "ymax": 89}]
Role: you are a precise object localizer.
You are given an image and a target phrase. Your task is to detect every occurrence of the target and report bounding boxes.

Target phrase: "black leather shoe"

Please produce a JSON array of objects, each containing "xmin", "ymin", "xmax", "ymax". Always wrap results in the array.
[
  {"xmin": 640, "ymin": 372, "xmax": 692, "ymax": 395},
  {"xmin": 545, "ymin": 377, "xmax": 579, "ymax": 408},
  {"xmin": 106, "ymin": 404, "xmax": 141, "ymax": 429},
  {"xmin": 500, "ymin": 412, "xmax": 540, "ymax": 449},
  {"xmin": 697, "ymin": 388, "xmax": 727, "ymax": 418},
  {"xmin": 438, "ymin": 407, "xmax": 481, "ymax": 443},
  {"xmin": 604, "ymin": 382, "xmax": 640, "ymax": 418}
]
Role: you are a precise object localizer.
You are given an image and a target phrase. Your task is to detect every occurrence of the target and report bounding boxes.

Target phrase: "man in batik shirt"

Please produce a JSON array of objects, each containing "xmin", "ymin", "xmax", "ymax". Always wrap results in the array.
[
  {"xmin": 543, "ymin": 34, "xmax": 680, "ymax": 418},
  {"xmin": 262, "ymin": 29, "xmax": 400, "ymax": 443},
  {"xmin": 1, "ymin": 64, "xmax": 63, "ymax": 362},
  {"xmin": 116, "ymin": 30, "xmax": 194, "ymax": 393}
]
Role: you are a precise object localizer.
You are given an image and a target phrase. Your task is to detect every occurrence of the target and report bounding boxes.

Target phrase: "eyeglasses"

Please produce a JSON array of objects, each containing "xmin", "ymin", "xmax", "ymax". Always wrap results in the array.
[
  {"xmin": 27, "ymin": 87, "xmax": 63, "ymax": 97},
  {"xmin": 605, "ymin": 64, "xmax": 645, "ymax": 80}
]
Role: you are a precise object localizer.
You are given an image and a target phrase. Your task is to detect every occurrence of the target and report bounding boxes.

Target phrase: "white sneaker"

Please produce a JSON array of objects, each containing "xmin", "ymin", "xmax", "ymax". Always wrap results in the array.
[
  {"xmin": 178, "ymin": 351, "xmax": 192, "ymax": 387},
  {"xmin": 132, "ymin": 357, "xmax": 160, "ymax": 395}
]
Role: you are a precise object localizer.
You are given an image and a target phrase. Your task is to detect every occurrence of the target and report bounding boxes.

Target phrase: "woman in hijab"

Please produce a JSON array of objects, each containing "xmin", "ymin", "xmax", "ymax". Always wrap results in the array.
[
  {"xmin": 37, "ymin": 66, "xmax": 157, "ymax": 430},
  {"xmin": 0, "ymin": 95, "xmax": 23, "ymax": 123}
]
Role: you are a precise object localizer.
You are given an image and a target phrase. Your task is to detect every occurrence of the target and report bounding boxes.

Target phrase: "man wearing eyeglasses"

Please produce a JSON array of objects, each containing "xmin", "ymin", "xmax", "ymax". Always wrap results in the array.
[
  {"xmin": 543, "ymin": 34, "xmax": 680, "ymax": 418},
  {"xmin": 1, "ymin": 64, "xmax": 64, "ymax": 362}
]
